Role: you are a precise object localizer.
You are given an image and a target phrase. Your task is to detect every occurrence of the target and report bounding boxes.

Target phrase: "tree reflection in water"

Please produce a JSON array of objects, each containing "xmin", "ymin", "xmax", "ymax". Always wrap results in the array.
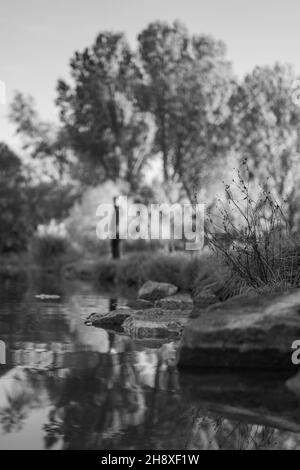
[
  {"xmin": 1, "ymin": 280, "xmax": 300, "ymax": 450},
  {"xmin": 1, "ymin": 341, "xmax": 300, "ymax": 449},
  {"xmin": 42, "ymin": 338, "xmax": 185, "ymax": 450}
]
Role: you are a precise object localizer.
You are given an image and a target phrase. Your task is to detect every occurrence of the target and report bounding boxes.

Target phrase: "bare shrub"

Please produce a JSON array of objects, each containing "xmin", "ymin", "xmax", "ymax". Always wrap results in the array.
[{"xmin": 206, "ymin": 161, "xmax": 300, "ymax": 290}]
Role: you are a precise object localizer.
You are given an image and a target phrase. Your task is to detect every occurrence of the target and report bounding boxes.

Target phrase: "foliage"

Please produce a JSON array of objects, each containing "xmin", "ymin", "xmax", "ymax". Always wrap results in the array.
[
  {"xmin": 122, "ymin": 239, "xmax": 162, "ymax": 253},
  {"xmin": 8, "ymin": 93, "xmax": 81, "ymax": 236},
  {"xmin": 232, "ymin": 64, "xmax": 300, "ymax": 229},
  {"xmin": 95, "ymin": 257, "xmax": 119, "ymax": 286},
  {"xmin": 55, "ymin": 21, "xmax": 236, "ymax": 200},
  {"xmin": 94, "ymin": 250, "xmax": 203, "ymax": 290},
  {"xmin": 9, "ymin": 92, "xmax": 72, "ymax": 179},
  {"xmin": 137, "ymin": 21, "xmax": 236, "ymax": 199},
  {"xmin": 0, "ymin": 252, "xmax": 28, "ymax": 281},
  {"xmin": 56, "ymin": 32, "xmax": 153, "ymax": 190},
  {"xmin": 6, "ymin": 23, "xmax": 300, "ymax": 268},
  {"xmin": 29, "ymin": 221, "xmax": 70, "ymax": 267},
  {"xmin": 0, "ymin": 143, "xmax": 30, "ymax": 253},
  {"xmin": 25, "ymin": 181, "xmax": 80, "ymax": 229}
]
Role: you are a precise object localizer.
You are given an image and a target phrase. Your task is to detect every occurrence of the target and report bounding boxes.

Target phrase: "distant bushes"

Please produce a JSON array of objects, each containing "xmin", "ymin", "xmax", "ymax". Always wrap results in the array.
[
  {"xmin": 30, "ymin": 233, "xmax": 68, "ymax": 265},
  {"xmin": 95, "ymin": 251, "xmax": 204, "ymax": 291},
  {"xmin": 122, "ymin": 239, "xmax": 163, "ymax": 254},
  {"xmin": 115, "ymin": 252, "xmax": 150, "ymax": 286},
  {"xmin": 0, "ymin": 252, "xmax": 28, "ymax": 281},
  {"xmin": 29, "ymin": 220, "xmax": 76, "ymax": 270},
  {"xmin": 95, "ymin": 258, "xmax": 119, "ymax": 285}
]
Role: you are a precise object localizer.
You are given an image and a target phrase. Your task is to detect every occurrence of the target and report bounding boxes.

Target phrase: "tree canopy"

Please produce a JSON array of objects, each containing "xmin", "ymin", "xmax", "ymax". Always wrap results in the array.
[
  {"xmin": 55, "ymin": 21, "xmax": 237, "ymax": 201},
  {"xmin": 232, "ymin": 64, "xmax": 300, "ymax": 227},
  {"xmin": 6, "ymin": 20, "xmax": 300, "ymax": 242}
]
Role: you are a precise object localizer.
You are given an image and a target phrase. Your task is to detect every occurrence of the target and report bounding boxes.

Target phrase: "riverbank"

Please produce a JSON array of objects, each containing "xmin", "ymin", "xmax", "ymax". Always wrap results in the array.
[
  {"xmin": 86, "ymin": 276, "xmax": 300, "ymax": 373},
  {"xmin": 179, "ymin": 288, "xmax": 300, "ymax": 371},
  {"xmin": 3, "ymin": 247, "xmax": 300, "ymax": 373}
]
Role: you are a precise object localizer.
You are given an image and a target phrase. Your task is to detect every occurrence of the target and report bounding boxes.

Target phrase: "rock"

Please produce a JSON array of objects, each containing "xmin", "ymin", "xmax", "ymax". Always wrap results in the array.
[
  {"xmin": 138, "ymin": 281, "xmax": 178, "ymax": 302},
  {"xmin": 191, "ymin": 293, "xmax": 219, "ymax": 316},
  {"xmin": 85, "ymin": 308, "xmax": 131, "ymax": 328},
  {"xmin": 286, "ymin": 370, "xmax": 300, "ymax": 399},
  {"xmin": 155, "ymin": 293, "xmax": 193, "ymax": 310},
  {"xmin": 127, "ymin": 299, "xmax": 154, "ymax": 310},
  {"xmin": 180, "ymin": 370, "xmax": 300, "ymax": 433},
  {"xmin": 122, "ymin": 308, "xmax": 189, "ymax": 339},
  {"xmin": 35, "ymin": 294, "xmax": 61, "ymax": 300},
  {"xmin": 88, "ymin": 306, "xmax": 190, "ymax": 341},
  {"xmin": 178, "ymin": 289, "xmax": 300, "ymax": 370},
  {"xmin": 192, "ymin": 273, "xmax": 221, "ymax": 316}
]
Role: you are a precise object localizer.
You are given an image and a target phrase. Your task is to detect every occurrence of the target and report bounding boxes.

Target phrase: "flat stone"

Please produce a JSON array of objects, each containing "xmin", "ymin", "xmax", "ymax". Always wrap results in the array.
[
  {"xmin": 178, "ymin": 289, "xmax": 300, "ymax": 370},
  {"xmin": 122, "ymin": 308, "xmax": 189, "ymax": 339},
  {"xmin": 155, "ymin": 293, "xmax": 193, "ymax": 310},
  {"xmin": 138, "ymin": 281, "xmax": 178, "ymax": 302}
]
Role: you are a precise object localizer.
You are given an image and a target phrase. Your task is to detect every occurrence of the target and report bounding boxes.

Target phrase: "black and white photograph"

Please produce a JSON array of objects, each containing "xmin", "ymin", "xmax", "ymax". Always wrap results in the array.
[{"xmin": 1, "ymin": 0, "xmax": 300, "ymax": 454}]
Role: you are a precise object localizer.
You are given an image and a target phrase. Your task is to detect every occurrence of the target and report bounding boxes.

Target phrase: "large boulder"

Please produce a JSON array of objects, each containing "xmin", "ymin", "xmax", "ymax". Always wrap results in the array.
[
  {"xmin": 179, "ymin": 370, "xmax": 300, "ymax": 434},
  {"xmin": 138, "ymin": 281, "xmax": 178, "ymax": 302},
  {"xmin": 178, "ymin": 289, "xmax": 300, "ymax": 370}
]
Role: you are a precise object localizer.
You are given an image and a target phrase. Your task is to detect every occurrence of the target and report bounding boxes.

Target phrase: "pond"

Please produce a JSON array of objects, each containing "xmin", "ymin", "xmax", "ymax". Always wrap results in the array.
[{"xmin": 0, "ymin": 275, "xmax": 300, "ymax": 450}]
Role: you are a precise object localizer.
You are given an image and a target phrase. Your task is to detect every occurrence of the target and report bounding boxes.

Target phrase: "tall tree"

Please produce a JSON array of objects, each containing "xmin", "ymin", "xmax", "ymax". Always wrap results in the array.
[
  {"xmin": 137, "ymin": 21, "xmax": 190, "ymax": 182},
  {"xmin": 9, "ymin": 94, "xmax": 80, "ymax": 229},
  {"xmin": 56, "ymin": 32, "xmax": 153, "ymax": 190},
  {"xmin": 9, "ymin": 92, "xmax": 71, "ymax": 179},
  {"xmin": 232, "ymin": 64, "xmax": 300, "ymax": 228},
  {"xmin": 137, "ymin": 21, "xmax": 236, "ymax": 200}
]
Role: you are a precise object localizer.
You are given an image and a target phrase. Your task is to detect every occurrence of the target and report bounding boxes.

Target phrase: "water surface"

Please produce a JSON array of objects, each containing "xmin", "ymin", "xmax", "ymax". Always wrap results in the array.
[{"xmin": 0, "ymin": 276, "xmax": 300, "ymax": 450}]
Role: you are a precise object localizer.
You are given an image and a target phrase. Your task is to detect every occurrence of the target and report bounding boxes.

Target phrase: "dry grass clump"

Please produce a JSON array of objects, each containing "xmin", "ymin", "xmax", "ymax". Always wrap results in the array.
[{"xmin": 206, "ymin": 161, "xmax": 300, "ymax": 291}]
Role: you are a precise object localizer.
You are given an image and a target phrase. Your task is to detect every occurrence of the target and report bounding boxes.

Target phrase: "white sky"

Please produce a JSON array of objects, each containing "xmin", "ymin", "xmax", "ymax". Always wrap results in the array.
[{"xmin": 1, "ymin": 0, "xmax": 300, "ymax": 151}]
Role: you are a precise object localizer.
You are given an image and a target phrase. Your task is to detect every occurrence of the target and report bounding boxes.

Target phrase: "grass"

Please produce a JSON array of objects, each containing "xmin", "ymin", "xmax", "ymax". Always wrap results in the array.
[{"xmin": 206, "ymin": 162, "xmax": 300, "ymax": 293}]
